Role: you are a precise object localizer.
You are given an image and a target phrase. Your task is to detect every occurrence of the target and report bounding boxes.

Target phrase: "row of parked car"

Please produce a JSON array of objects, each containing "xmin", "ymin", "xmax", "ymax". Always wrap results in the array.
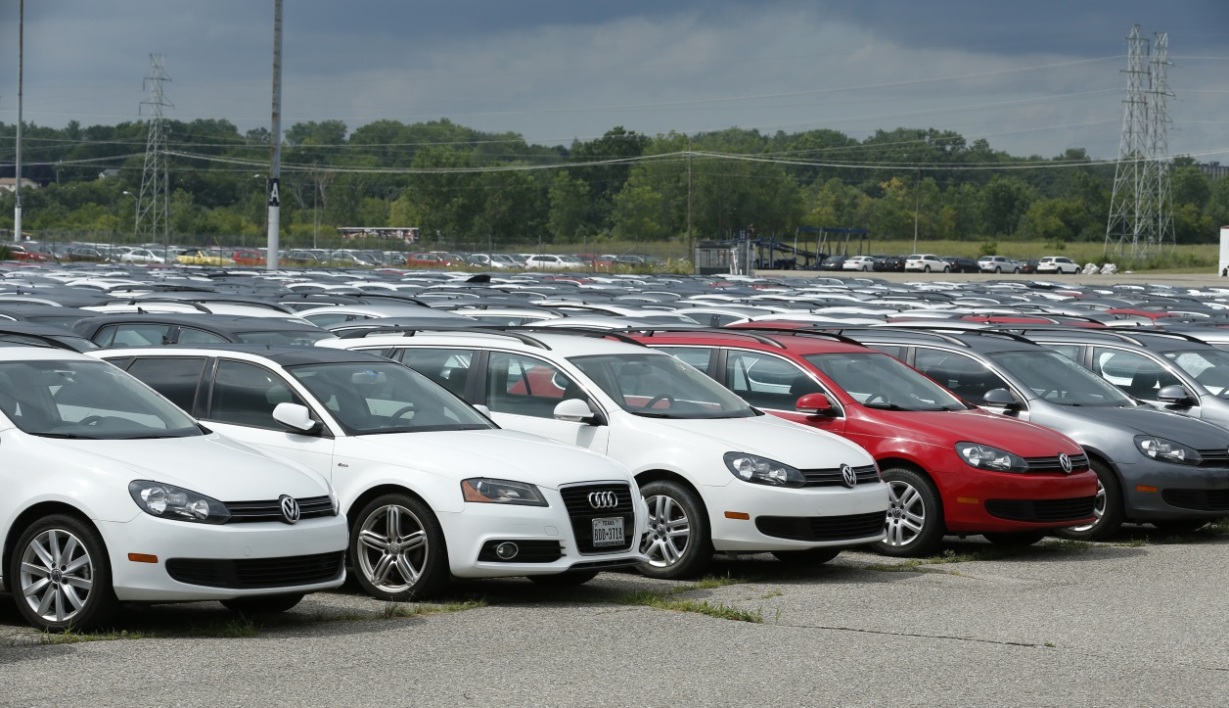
[
  {"xmin": 831, "ymin": 254, "xmax": 1082, "ymax": 275},
  {"xmin": 0, "ymin": 260, "xmax": 1226, "ymax": 632}
]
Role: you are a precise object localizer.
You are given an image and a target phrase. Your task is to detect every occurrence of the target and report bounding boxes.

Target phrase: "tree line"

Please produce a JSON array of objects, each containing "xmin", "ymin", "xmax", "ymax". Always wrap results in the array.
[{"xmin": 1, "ymin": 117, "xmax": 1227, "ymax": 251}]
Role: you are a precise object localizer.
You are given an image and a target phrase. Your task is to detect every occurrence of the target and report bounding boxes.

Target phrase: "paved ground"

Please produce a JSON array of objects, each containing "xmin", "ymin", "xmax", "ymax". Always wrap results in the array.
[{"xmin": 3, "ymin": 527, "xmax": 1228, "ymax": 707}]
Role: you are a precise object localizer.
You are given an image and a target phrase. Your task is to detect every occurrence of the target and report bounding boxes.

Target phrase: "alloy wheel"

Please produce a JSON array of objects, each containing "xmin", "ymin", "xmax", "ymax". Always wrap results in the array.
[
  {"xmin": 356, "ymin": 503, "xmax": 429, "ymax": 593},
  {"xmin": 641, "ymin": 493, "xmax": 691, "ymax": 567},
  {"xmin": 19, "ymin": 528, "xmax": 95, "ymax": 625},
  {"xmin": 1067, "ymin": 478, "xmax": 1106, "ymax": 533},
  {"xmin": 883, "ymin": 480, "xmax": 926, "ymax": 547}
]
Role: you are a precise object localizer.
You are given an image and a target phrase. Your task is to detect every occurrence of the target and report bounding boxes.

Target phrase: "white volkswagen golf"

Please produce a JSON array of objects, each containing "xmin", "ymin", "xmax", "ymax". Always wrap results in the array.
[
  {"xmin": 320, "ymin": 329, "xmax": 890, "ymax": 579},
  {"xmin": 0, "ymin": 346, "xmax": 348, "ymax": 631},
  {"xmin": 94, "ymin": 345, "xmax": 649, "ymax": 601}
]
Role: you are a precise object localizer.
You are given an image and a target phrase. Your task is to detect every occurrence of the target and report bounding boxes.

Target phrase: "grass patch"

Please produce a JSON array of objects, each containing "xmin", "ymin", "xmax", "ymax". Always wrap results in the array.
[
  {"xmin": 864, "ymin": 540, "xmax": 1094, "ymax": 573},
  {"xmin": 38, "ymin": 628, "xmax": 150, "ymax": 645},
  {"xmin": 618, "ymin": 591, "xmax": 762, "ymax": 623},
  {"xmin": 36, "ymin": 617, "xmax": 259, "ymax": 644}
]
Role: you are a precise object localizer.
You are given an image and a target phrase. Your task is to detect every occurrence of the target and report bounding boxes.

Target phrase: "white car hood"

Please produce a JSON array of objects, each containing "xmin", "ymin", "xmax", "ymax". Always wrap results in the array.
[
  {"xmin": 34, "ymin": 433, "xmax": 329, "ymax": 501},
  {"xmin": 338, "ymin": 428, "xmax": 633, "ymax": 489},
  {"xmin": 637, "ymin": 414, "xmax": 876, "ymax": 469}
]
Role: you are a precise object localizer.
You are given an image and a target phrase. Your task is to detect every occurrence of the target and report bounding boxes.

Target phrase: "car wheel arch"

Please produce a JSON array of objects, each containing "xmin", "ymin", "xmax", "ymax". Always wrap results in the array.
[
  {"xmin": 345, "ymin": 483, "xmax": 439, "ymax": 528},
  {"xmin": 1078, "ymin": 448, "xmax": 1125, "ymax": 488},
  {"xmin": 3, "ymin": 501, "xmax": 108, "ymax": 589},
  {"xmin": 634, "ymin": 469, "xmax": 710, "ymax": 513},
  {"xmin": 875, "ymin": 457, "xmax": 937, "ymax": 489}
]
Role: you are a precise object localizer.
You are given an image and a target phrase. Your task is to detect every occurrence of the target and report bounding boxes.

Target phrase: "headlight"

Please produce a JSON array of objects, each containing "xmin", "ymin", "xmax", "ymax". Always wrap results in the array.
[
  {"xmin": 955, "ymin": 443, "xmax": 1029, "ymax": 473},
  {"xmin": 723, "ymin": 452, "xmax": 805, "ymax": 487},
  {"xmin": 1134, "ymin": 436, "xmax": 1202, "ymax": 465},
  {"xmin": 461, "ymin": 478, "xmax": 548, "ymax": 506},
  {"xmin": 128, "ymin": 481, "xmax": 230, "ymax": 524}
]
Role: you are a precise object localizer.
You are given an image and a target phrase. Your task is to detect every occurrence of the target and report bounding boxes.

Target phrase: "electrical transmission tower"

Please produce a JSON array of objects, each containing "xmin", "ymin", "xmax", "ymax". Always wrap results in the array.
[
  {"xmin": 135, "ymin": 54, "xmax": 172, "ymax": 254},
  {"xmin": 1105, "ymin": 25, "xmax": 1175, "ymax": 259}
]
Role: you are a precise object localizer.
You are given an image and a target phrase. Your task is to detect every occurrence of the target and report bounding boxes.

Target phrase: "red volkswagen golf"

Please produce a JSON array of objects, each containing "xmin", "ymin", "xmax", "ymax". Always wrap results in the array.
[{"xmin": 628, "ymin": 329, "xmax": 1098, "ymax": 557}]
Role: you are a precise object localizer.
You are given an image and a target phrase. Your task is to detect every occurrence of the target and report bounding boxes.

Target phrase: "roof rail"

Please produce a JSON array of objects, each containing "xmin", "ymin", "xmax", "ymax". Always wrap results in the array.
[
  {"xmin": 121, "ymin": 298, "xmax": 212, "ymax": 313},
  {"xmin": 644, "ymin": 325, "xmax": 867, "ymax": 347},
  {"xmin": 0, "ymin": 332, "xmax": 82, "ymax": 352},
  {"xmin": 626, "ymin": 327, "xmax": 786, "ymax": 349},
  {"xmin": 344, "ymin": 325, "xmax": 551, "ymax": 350},
  {"xmin": 999, "ymin": 326, "xmax": 1208, "ymax": 346},
  {"xmin": 865, "ymin": 325, "xmax": 1037, "ymax": 345},
  {"xmin": 508, "ymin": 325, "xmax": 645, "ymax": 347},
  {"xmin": 815, "ymin": 326, "xmax": 972, "ymax": 347}
]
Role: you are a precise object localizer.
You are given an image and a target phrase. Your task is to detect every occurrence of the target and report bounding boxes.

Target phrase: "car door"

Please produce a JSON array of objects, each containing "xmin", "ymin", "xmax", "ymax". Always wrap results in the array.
[
  {"xmin": 910, "ymin": 347, "xmax": 1031, "ymax": 421},
  {"xmin": 722, "ymin": 348, "xmax": 847, "ymax": 435},
  {"xmin": 1091, "ymin": 347, "xmax": 1193, "ymax": 414},
  {"xmin": 198, "ymin": 358, "xmax": 336, "ymax": 475},
  {"xmin": 479, "ymin": 351, "xmax": 609, "ymax": 453}
]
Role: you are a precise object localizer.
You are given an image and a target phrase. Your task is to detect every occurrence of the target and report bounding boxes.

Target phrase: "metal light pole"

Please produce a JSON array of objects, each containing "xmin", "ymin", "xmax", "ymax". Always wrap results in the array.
[
  {"xmin": 265, "ymin": 0, "xmax": 283, "ymax": 270},
  {"xmin": 13, "ymin": 0, "xmax": 24, "ymax": 243}
]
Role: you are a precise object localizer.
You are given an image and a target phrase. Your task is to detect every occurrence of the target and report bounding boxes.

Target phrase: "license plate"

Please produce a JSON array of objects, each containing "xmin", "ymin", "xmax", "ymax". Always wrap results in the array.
[{"xmin": 592, "ymin": 517, "xmax": 624, "ymax": 547}]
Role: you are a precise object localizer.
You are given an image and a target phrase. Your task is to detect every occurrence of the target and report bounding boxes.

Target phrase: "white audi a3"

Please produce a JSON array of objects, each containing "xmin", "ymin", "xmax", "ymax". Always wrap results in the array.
[{"xmin": 0, "ymin": 346, "xmax": 348, "ymax": 631}]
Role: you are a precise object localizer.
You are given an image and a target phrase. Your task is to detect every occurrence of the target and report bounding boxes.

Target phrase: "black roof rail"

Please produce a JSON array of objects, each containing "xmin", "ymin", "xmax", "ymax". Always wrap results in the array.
[
  {"xmin": 989, "ymin": 326, "xmax": 1208, "ymax": 346},
  {"xmin": 627, "ymin": 327, "xmax": 787, "ymax": 349},
  {"xmin": 343, "ymin": 326, "xmax": 551, "ymax": 350},
  {"xmin": 863, "ymin": 325, "xmax": 1037, "ymax": 345},
  {"xmin": 0, "ymin": 332, "xmax": 82, "ymax": 352},
  {"xmin": 655, "ymin": 324, "xmax": 866, "ymax": 347},
  {"xmin": 508, "ymin": 325, "xmax": 645, "ymax": 347},
  {"xmin": 813, "ymin": 326, "xmax": 972, "ymax": 347},
  {"xmin": 120, "ymin": 298, "xmax": 212, "ymax": 313}
]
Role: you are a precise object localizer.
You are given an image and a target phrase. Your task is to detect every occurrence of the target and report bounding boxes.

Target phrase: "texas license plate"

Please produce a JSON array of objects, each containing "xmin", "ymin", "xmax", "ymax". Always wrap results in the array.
[{"xmin": 592, "ymin": 517, "xmax": 624, "ymax": 547}]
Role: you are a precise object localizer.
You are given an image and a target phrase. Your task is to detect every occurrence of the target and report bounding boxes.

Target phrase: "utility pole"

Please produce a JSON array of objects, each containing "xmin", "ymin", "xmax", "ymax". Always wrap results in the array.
[
  {"xmin": 266, "ymin": 0, "xmax": 283, "ymax": 271},
  {"xmin": 1105, "ymin": 25, "xmax": 1152, "ymax": 259},
  {"xmin": 1147, "ymin": 31, "xmax": 1175, "ymax": 252},
  {"xmin": 912, "ymin": 168, "xmax": 920, "ymax": 254},
  {"xmin": 13, "ymin": 0, "xmax": 23, "ymax": 243},
  {"xmin": 136, "ymin": 54, "xmax": 172, "ymax": 258}
]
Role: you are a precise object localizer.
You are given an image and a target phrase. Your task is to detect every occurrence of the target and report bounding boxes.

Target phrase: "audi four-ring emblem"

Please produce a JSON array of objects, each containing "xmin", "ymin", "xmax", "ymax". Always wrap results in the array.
[
  {"xmin": 279, "ymin": 494, "xmax": 301, "ymax": 524},
  {"xmin": 840, "ymin": 464, "xmax": 857, "ymax": 488},
  {"xmin": 588, "ymin": 491, "xmax": 618, "ymax": 509},
  {"xmin": 1058, "ymin": 453, "xmax": 1072, "ymax": 474}
]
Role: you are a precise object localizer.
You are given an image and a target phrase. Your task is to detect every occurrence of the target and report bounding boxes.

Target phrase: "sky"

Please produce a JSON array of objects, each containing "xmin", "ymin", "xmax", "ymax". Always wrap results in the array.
[{"xmin": 1, "ymin": 0, "xmax": 1227, "ymax": 162}]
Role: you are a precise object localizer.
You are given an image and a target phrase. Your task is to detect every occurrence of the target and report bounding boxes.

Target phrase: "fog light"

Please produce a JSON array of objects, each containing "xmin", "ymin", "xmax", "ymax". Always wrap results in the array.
[{"xmin": 495, "ymin": 542, "xmax": 519, "ymax": 560}]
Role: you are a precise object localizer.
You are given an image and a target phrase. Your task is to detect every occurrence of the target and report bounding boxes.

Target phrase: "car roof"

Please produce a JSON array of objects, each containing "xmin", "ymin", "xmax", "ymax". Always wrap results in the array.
[
  {"xmin": 630, "ymin": 328, "xmax": 870, "ymax": 355},
  {"xmin": 1002, "ymin": 326, "xmax": 1214, "ymax": 351},
  {"xmin": 830, "ymin": 327, "xmax": 1042, "ymax": 354},
  {"xmin": 74, "ymin": 313, "xmax": 326, "ymax": 334},
  {"xmin": 322, "ymin": 327, "xmax": 654, "ymax": 357},
  {"xmin": 94, "ymin": 343, "xmax": 391, "ymax": 366}
]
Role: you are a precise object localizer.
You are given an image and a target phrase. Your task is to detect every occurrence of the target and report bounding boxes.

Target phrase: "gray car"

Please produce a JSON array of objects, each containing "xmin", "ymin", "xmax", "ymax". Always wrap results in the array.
[{"xmin": 833, "ymin": 327, "xmax": 1229, "ymax": 539}]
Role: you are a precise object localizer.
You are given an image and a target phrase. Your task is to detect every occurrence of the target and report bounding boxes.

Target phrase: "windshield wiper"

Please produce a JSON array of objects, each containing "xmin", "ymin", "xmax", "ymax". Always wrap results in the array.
[
  {"xmin": 37, "ymin": 432, "xmax": 92, "ymax": 439},
  {"xmin": 864, "ymin": 402, "xmax": 907, "ymax": 411}
]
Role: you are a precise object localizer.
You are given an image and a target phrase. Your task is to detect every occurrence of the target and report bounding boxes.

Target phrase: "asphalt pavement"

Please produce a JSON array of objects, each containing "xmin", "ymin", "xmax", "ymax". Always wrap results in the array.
[{"xmin": 2, "ymin": 528, "xmax": 1227, "ymax": 707}]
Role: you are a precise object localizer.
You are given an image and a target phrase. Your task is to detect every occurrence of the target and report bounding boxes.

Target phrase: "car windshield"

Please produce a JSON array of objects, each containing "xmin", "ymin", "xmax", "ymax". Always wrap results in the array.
[
  {"xmin": 569, "ymin": 353, "xmax": 758, "ymax": 419},
  {"xmin": 235, "ymin": 329, "xmax": 338, "ymax": 346},
  {"xmin": 1162, "ymin": 348, "xmax": 1229, "ymax": 397},
  {"xmin": 0, "ymin": 359, "xmax": 202, "ymax": 439},
  {"xmin": 287, "ymin": 361, "xmax": 494, "ymax": 435},
  {"xmin": 805, "ymin": 352, "xmax": 969, "ymax": 411},
  {"xmin": 987, "ymin": 350, "xmax": 1134, "ymax": 407}
]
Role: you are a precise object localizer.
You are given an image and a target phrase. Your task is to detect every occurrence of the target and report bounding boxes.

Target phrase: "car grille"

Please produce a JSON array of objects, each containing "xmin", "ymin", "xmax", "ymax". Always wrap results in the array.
[
  {"xmin": 1161, "ymin": 488, "xmax": 1229, "ymax": 511},
  {"xmin": 1023, "ymin": 454, "xmax": 1090, "ymax": 474},
  {"xmin": 985, "ymin": 497, "xmax": 1097, "ymax": 522},
  {"xmin": 559, "ymin": 483, "xmax": 636, "ymax": 554},
  {"xmin": 477, "ymin": 540, "xmax": 563, "ymax": 563},
  {"xmin": 1196, "ymin": 449, "xmax": 1229, "ymax": 468},
  {"xmin": 799, "ymin": 465, "xmax": 879, "ymax": 487},
  {"xmin": 223, "ymin": 495, "xmax": 336, "ymax": 523},
  {"xmin": 165, "ymin": 551, "xmax": 344, "ymax": 589},
  {"xmin": 755, "ymin": 511, "xmax": 886, "ymax": 542}
]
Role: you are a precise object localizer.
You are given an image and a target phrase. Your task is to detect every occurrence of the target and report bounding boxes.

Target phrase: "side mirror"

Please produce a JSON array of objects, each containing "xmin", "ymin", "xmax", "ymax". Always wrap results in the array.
[
  {"xmin": 1157, "ymin": 384, "xmax": 1194, "ymax": 406},
  {"xmin": 272, "ymin": 402, "xmax": 320, "ymax": 433},
  {"xmin": 472, "ymin": 403, "xmax": 492, "ymax": 417},
  {"xmin": 795, "ymin": 392, "xmax": 835, "ymax": 416},
  {"xmin": 982, "ymin": 388, "xmax": 1020, "ymax": 408},
  {"xmin": 553, "ymin": 398, "xmax": 598, "ymax": 424}
]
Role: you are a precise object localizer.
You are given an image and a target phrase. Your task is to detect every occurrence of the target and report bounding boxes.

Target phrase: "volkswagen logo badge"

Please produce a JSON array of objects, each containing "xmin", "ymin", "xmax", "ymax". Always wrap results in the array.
[
  {"xmin": 840, "ymin": 464, "xmax": 857, "ymax": 488},
  {"xmin": 279, "ymin": 494, "xmax": 301, "ymax": 524},
  {"xmin": 1058, "ymin": 453, "xmax": 1073, "ymax": 474},
  {"xmin": 588, "ymin": 491, "xmax": 618, "ymax": 510}
]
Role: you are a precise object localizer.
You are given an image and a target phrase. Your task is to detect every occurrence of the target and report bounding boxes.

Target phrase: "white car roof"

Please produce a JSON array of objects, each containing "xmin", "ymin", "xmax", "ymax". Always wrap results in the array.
[{"xmin": 319, "ymin": 329, "xmax": 656, "ymax": 358}]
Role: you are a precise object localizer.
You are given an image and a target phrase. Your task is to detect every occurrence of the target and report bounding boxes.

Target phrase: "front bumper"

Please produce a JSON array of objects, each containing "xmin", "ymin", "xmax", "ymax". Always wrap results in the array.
[
  {"xmin": 99, "ymin": 513, "xmax": 349, "ymax": 602},
  {"xmin": 940, "ymin": 468, "xmax": 1099, "ymax": 533},
  {"xmin": 702, "ymin": 480, "xmax": 889, "ymax": 552},
  {"xmin": 440, "ymin": 482, "xmax": 650, "ymax": 579},
  {"xmin": 1116, "ymin": 460, "xmax": 1229, "ymax": 522}
]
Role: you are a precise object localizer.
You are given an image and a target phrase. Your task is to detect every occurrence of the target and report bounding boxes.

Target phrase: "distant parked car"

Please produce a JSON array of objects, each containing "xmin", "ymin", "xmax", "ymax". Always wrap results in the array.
[
  {"xmin": 404, "ymin": 252, "xmax": 459, "ymax": 268},
  {"xmin": 977, "ymin": 255, "xmax": 1021, "ymax": 274},
  {"xmin": 843, "ymin": 255, "xmax": 875, "ymax": 271},
  {"xmin": 1036, "ymin": 256, "xmax": 1081, "ymax": 275},
  {"xmin": 119, "ymin": 248, "xmax": 165, "ymax": 265},
  {"xmin": 819, "ymin": 255, "xmax": 847, "ymax": 271},
  {"xmin": 231, "ymin": 249, "xmax": 266, "ymax": 266},
  {"xmin": 873, "ymin": 255, "xmax": 906, "ymax": 272},
  {"xmin": 176, "ymin": 248, "xmax": 235, "ymax": 267},
  {"xmin": 524, "ymin": 254, "xmax": 587, "ymax": 271},
  {"xmin": 65, "ymin": 246, "xmax": 110, "ymax": 263},
  {"xmin": 941, "ymin": 256, "xmax": 979, "ymax": 273},
  {"xmin": 1018, "ymin": 259, "xmax": 1040, "ymax": 275},
  {"xmin": 6, "ymin": 244, "xmax": 48, "ymax": 262},
  {"xmin": 904, "ymin": 254, "xmax": 950, "ymax": 273}
]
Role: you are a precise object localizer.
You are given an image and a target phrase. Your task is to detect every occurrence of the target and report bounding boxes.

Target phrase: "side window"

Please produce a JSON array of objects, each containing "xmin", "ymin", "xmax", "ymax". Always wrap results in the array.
[
  {"xmin": 125, "ymin": 357, "xmax": 207, "ymax": 413},
  {"xmin": 175, "ymin": 327, "xmax": 229, "ymax": 345},
  {"xmin": 1093, "ymin": 348, "xmax": 1177, "ymax": 402},
  {"xmin": 399, "ymin": 348, "xmax": 476, "ymax": 398},
  {"xmin": 869, "ymin": 345, "xmax": 905, "ymax": 360},
  {"xmin": 655, "ymin": 347, "xmax": 714, "ymax": 376},
  {"xmin": 913, "ymin": 348, "xmax": 1011, "ymax": 403},
  {"xmin": 208, "ymin": 360, "xmax": 307, "ymax": 429},
  {"xmin": 487, "ymin": 352, "xmax": 586, "ymax": 419},
  {"xmin": 107, "ymin": 323, "xmax": 173, "ymax": 348},
  {"xmin": 724, "ymin": 351, "xmax": 817, "ymax": 410},
  {"xmin": 1049, "ymin": 344, "xmax": 1082, "ymax": 362}
]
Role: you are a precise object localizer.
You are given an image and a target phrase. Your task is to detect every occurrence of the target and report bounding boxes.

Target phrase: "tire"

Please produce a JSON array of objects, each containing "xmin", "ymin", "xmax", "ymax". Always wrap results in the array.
[
  {"xmin": 638, "ymin": 479, "xmax": 713, "ymax": 580},
  {"xmin": 350, "ymin": 493, "xmax": 449, "ymax": 601},
  {"xmin": 943, "ymin": 266, "xmax": 950, "ymax": 273},
  {"xmin": 982, "ymin": 531, "xmax": 1046, "ymax": 547},
  {"xmin": 222, "ymin": 593, "xmax": 304, "ymax": 616},
  {"xmin": 862, "ymin": 265, "xmax": 870, "ymax": 272},
  {"xmin": 1150, "ymin": 519, "xmax": 1209, "ymax": 534},
  {"xmin": 1055, "ymin": 460, "xmax": 1124, "ymax": 541},
  {"xmin": 923, "ymin": 265, "xmax": 931, "ymax": 273},
  {"xmin": 875, "ymin": 467, "xmax": 945, "ymax": 558},
  {"xmin": 772, "ymin": 548, "xmax": 841, "ymax": 565},
  {"xmin": 10, "ymin": 514, "xmax": 117, "ymax": 632},
  {"xmin": 528, "ymin": 570, "xmax": 600, "ymax": 587},
  {"xmin": 994, "ymin": 267, "xmax": 1002, "ymax": 274}
]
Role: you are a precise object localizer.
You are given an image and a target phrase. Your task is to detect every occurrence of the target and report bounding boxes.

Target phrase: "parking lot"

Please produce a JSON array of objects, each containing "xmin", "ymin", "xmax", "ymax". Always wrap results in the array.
[{"xmin": 4, "ymin": 525, "xmax": 1228, "ymax": 706}]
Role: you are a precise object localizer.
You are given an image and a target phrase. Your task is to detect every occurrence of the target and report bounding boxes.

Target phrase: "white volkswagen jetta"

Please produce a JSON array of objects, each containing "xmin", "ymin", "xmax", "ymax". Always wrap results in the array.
[
  {"xmin": 320, "ymin": 329, "xmax": 890, "ymax": 579},
  {"xmin": 0, "ymin": 346, "xmax": 348, "ymax": 631},
  {"xmin": 94, "ymin": 345, "xmax": 649, "ymax": 601}
]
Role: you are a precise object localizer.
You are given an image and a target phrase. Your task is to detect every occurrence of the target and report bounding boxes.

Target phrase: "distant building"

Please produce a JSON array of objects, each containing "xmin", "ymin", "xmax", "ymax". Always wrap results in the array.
[
  {"xmin": 0, "ymin": 178, "xmax": 38, "ymax": 193},
  {"xmin": 337, "ymin": 227, "xmax": 419, "ymax": 243},
  {"xmin": 1199, "ymin": 162, "xmax": 1229, "ymax": 181},
  {"xmin": 97, "ymin": 168, "xmax": 121, "ymax": 180}
]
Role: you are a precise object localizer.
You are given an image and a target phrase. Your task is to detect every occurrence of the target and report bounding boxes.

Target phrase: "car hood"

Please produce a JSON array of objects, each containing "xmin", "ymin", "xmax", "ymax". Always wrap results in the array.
[
  {"xmin": 31, "ymin": 433, "xmax": 329, "ymax": 501},
  {"xmin": 340, "ymin": 428, "xmax": 634, "ymax": 489},
  {"xmin": 1058, "ymin": 405, "xmax": 1229, "ymax": 448},
  {"xmin": 868, "ymin": 409, "xmax": 1082, "ymax": 455},
  {"xmin": 637, "ymin": 414, "xmax": 876, "ymax": 468}
]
